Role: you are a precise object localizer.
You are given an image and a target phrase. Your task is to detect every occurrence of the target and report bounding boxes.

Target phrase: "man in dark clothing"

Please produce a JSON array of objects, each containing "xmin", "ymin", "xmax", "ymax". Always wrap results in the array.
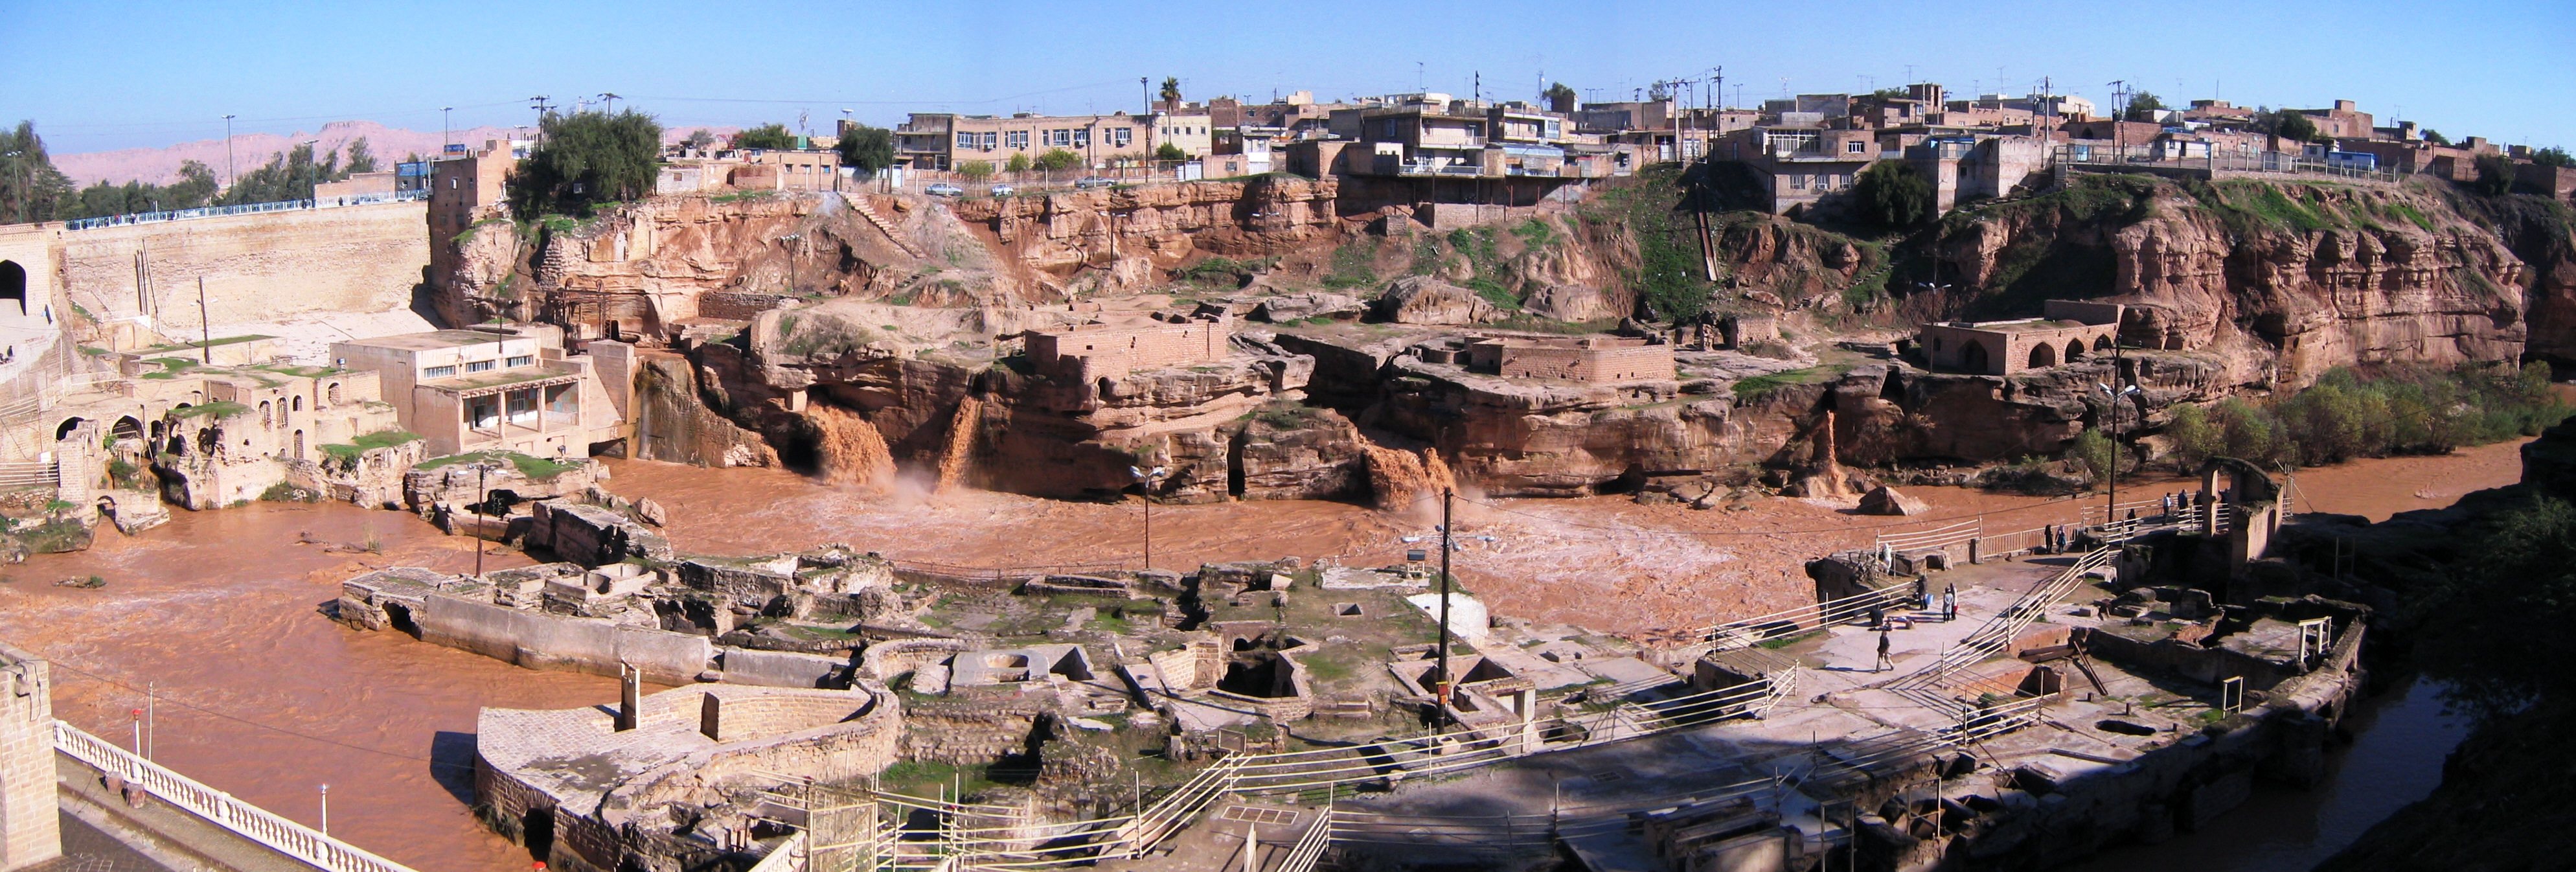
[{"xmin": 1875, "ymin": 628, "xmax": 1895, "ymax": 672}]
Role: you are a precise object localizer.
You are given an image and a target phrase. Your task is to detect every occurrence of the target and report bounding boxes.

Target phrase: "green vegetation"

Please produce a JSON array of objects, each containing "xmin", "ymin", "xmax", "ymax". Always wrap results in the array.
[
  {"xmin": 955, "ymin": 160, "xmax": 994, "ymax": 181},
  {"xmin": 1851, "ymin": 159, "xmax": 1933, "ymax": 229},
  {"xmin": 2535, "ymin": 146, "xmax": 2575, "ymax": 169},
  {"xmin": 1320, "ymin": 238, "xmax": 1380, "ymax": 290},
  {"xmin": 171, "ymin": 400, "xmax": 247, "ymax": 419},
  {"xmin": 1171, "ymin": 256, "xmax": 1273, "ymax": 284},
  {"xmin": 1588, "ymin": 164, "xmax": 1711, "ymax": 320},
  {"xmin": 2474, "ymin": 154, "xmax": 2517, "ymax": 196},
  {"xmin": 1034, "ymin": 148, "xmax": 1083, "ymax": 172},
  {"xmin": 1003, "ymin": 152, "xmax": 1032, "ymax": 174},
  {"xmin": 507, "ymin": 109, "xmax": 664, "ymax": 218},
  {"xmin": 416, "ymin": 450, "xmax": 579, "ymax": 480},
  {"xmin": 1732, "ymin": 365, "xmax": 1850, "ymax": 402},
  {"xmin": 731, "ymin": 123, "xmax": 799, "ymax": 150},
  {"xmin": 2163, "ymin": 363, "xmax": 2568, "ymax": 469},
  {"xmin": 834, "ymin": 124, "xmax": 896, "ymax": 174},
  {"xmin": 1154, "ymin": 142, "xmax": 1188, "ymax": 162},
  {"xmin": 2123, "ymin": 91, "xmax": 2167, "ymax": 122},
  {"xmin": 259, "ymin": 482, "xmax": 320, "ymax": 503},
  {"xmin": 1509, "ymin": 217, "xmax": 1555, "ymax": 248},
  {"xmin": 0, "ymin": 121, "xmax": 76, "ymax": 224},
  {"xmin": 2068, "ymin": 428, "xmax": 2119, "ymax": 483},
  {"xmin": 317, "ymin": 430, "xmax": 420, "ymax": 462}
]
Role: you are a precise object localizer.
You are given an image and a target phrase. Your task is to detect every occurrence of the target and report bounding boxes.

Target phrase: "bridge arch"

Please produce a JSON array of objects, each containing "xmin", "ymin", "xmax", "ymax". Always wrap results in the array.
[
  {"xmin": 0, "ymin": 260, "xmax": 24, "ymax": 317},
  {"xmin": 2028, "ymin": 342, "xmax": 2057, "ymax": 369}
]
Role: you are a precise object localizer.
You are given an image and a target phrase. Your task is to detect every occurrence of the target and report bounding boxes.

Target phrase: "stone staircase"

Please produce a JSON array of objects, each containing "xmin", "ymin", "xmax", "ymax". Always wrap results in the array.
[{"xmin": 841, "ymin": 193, "xmax": 927, "ymax": 260}]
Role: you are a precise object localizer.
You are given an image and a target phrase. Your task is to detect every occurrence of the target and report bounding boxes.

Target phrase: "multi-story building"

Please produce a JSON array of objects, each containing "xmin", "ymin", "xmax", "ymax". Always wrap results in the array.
[
  {"xmin": 1713, "ymin": 126, "xmax": 1884, "ymax": 213},
  {"xmin": 892, "ymin": 112, "xmax": 1150, "ymax": 170},
  {"xmin": 427, "ymin": 140, "xmax": 517, "ymax": 292},
  {"xmin": 330, "ymin": 327, "xmax": 625, "ymax": 459},
  {"xmin": 1025, "ymin": 317, "xmax": 1233, "ymax": 382},
  {"xmin": 1150, "ymin": 111, "xmax": 1214, "ymax": 157},
  {"xmin": 2296, "ymin": 100, "xmax": 2377, "ymax": 140}
]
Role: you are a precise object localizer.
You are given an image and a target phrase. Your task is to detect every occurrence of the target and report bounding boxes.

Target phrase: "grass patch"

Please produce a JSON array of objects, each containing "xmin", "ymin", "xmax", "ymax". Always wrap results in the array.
[
  {"xmin": 416, "ymin": 450, "xmax": 578, "ymax": 480},
  {"xmin": 317, "ymin": 430, "xmax": 420, "ymax": 462},
  {"xmin": 170, "ymin": 400, "xmax": 247, "ymax": 419},
  {"xmin": 1320, "ymin": 239, "xmax": 1380, "ymax": 290},
  {"xmin": 1732, "ymin": 365, "xmax": 1850, "ymax": 402}
]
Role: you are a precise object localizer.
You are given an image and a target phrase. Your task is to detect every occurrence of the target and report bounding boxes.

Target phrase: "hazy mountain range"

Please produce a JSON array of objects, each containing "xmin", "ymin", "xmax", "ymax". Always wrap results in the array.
[{"xmin": 53, "ymin": 118, "xmax": 740, "ymax": 187}]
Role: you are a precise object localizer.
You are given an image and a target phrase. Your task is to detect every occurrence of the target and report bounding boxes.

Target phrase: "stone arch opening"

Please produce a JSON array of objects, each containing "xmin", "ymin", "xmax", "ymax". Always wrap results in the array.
[
  {"xmin": 2094, "ymin": 334, "xmax": 2113, "ymax": 352},
  {"xmin": 0, "ymin": 260, "xmax": 24, "ymax": 317},
  {"xmin": 110, "ymin": 416, "xmax": 143, "ymax": 441},
  {"xmin": 54, "ymin": 417, "xmax": 85, "ymax": 441},
  {"xmin": 2029, "ymin": 342, "xmax": 2057, "ymax": 369},
  {"xmin": 291, "ymin": 396, "xmax": 303, "ymax": 411},
  {"xmin": 1961, "ymin": 340, "xmax": 1990, "ymax": 373},
  {"xmin": 2065, "ymin": 339, "xmax": 2087, "ymax": 361},
  {"xmin": 326, "ymin": 383, "xmax": 342, "ymax": 406},
  {"xmin": 259, "ymin": 401, "xmax": 272, "ymax": 428},
  {"xmin": 293, "ymin": 430, "xmax": 304, "ymax": 459}
]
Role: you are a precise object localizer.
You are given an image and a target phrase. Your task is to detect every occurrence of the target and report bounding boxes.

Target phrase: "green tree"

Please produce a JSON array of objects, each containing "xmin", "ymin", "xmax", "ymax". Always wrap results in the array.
[
  {"xmin": 955, "ymin": 160, "xmax": 994, "ymax": 181},
  {"xmin": 2422, "ymin": 129, "xmax": 2451, "ymax": 146},
  {"xmin": 734, "ymin": 123, "xmax": 798, "ymax": 150},
  {"xmin": 2534, "ymin": 146, "xmax": 2575, "ymax": 168},
  {"xmin": 1851, "ymin": 159, "xmax": 1933, "ymax": 229},
  {"xmin": 1003, "ymin": 152, "xmax": 1032, "ymax": 174},
  {"xmin": 1544, "ymin": 82, "xmax": 1578, "ymax": 109},
  {"xmin": 1159, "ymin": 76, "xmax": 1183, "ymax": 106},
  {"xmin": 683, "ymin": 129, "xmax": 717, "ymax": 150},
  {"xmin": 507, "ymin": 109, "xmax": 663, "ymax": 218},
  {"xmin": 62, "ymin": 160, "xmax": 219, "ymax": 219},
  {"xmin": 2166, "ymin": 403, "xmax": 2223, "ymax": 469},
  {"xmin": 343, "ymin": 137, "xmax": 378, "ymax": 174},
  {"xmin": 833, "ymin": 124, "xmax": 895, "ymax": 173},
  {"xmin": 2270, "ymin": 109, "xmax": 2321, "ymax": 143},
  {"xmin": 0, "ymin": 120, "xmax": 76, "ymax": 224},
  {"xmin": 2123, "ymin": 91, "xmax": 2167, "ymax": 122},
  {"xmin": 220, "ymin": 142, "xmax": 341, "ymax": 205},
  {"xmin": 2069, "ymin": 428, "xmax": 2118, "ymax": 483},
  {"xmin": 2474, "ymin": 153, "xmax": 2516, "ymax": 196},
  {"xmin": 2418, "ymin": 496, "xmax": 2576, "ymax": 718},
  {"xmin": 1154, "ymin": 142, "xmax": 1187, "ymax": 162},
  {"xmin": 1034, "ymin": 148, "xmax": 1083, "ymax": 172}
]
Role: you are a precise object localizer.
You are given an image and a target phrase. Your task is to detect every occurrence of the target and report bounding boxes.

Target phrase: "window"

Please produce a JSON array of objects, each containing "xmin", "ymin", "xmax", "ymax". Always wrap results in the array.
[
  {"xmin": 956, "ymin": 132, "xmax": 975, "ymax": 149},
  {"xmin": 506, "ymin": 355, "xmax": 534, "ymax": 368},
  {"xmin": 1004, "ymin": 130, "xmax": 1029, "ymax": 150},
  {"xmin": 1073, "ymin": 128, "xmax": 1089, "ymax": 148},
  {"xmin": 1791, "ymin": 174, "xmax": 1808, "ymax": 190},
  {"xmin": 466, "ymin": 360, "xmax": 496, "ymax": 373},
  {"xmin": 1110, "ymin": 128, "xmax": 1132, "ymax": 147},
  {"xmin": 1845, "ymin": 141, "xmax": 1866, "ymax": 154},
  {"xmin": 424, "ymin": 365, "xmax": 457, "ymax": 378},
  {"xmin": 1047, "ymin": 128, "xmax": 1073, "ymax": 147}
]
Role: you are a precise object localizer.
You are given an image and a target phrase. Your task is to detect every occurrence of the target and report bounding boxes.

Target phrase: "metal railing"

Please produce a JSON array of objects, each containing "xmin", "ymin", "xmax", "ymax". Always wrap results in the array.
[
  {"xmin": 60, "ymin": 190, "xmax": 428, "ymax": 231},
  {"xmin": 52, "ymin": 720, "xmax": 420, "ymax": 872}
]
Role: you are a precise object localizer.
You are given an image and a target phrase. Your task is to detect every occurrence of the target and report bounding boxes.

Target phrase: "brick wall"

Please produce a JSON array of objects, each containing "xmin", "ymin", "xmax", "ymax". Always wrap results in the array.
[
  {"xmin": 696, "ymin": 292, "xmax": 796, "ymax": 321},
  {"xmin": 1494, "ymin": 343, "xmax": 1675, "ymax": 382},
  {"xmin": 1029, "ymin": 319, "xmax": 1233, "ymax": 380},
  {"xmin": 0, "ymin": 644, "xmax": 58, "ymax": 871}
]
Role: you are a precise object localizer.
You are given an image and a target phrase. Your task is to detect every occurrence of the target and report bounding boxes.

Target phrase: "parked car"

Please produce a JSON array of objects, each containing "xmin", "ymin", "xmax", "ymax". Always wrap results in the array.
[
  {"xmin": 1073, "ymin": 176, "xmax": 1115, "ymax": 190},
  {"xmin": 987, "ymin": 183, "xmax": 1016, "ymax": 197},
  {"xmin": 925, "ymin": 183, "xmax": 964, "ymax": 197}
]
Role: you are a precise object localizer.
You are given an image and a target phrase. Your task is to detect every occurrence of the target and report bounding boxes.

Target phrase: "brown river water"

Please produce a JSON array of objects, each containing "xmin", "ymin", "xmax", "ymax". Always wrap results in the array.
[{"xmin": 0, "ymin": 439, "xmax": 2531, "ymax": 871}]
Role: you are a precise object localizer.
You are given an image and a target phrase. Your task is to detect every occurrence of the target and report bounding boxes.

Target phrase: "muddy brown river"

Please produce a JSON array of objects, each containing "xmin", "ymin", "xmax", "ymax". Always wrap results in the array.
[{"xmin": 0, "ymin": 441, "xmax": 2531, "ymax": 871}]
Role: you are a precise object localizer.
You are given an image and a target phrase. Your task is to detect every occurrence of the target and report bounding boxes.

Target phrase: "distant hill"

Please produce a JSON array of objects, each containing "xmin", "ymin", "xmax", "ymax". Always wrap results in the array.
[{"xmin": 52, "ymin": 118, "xmax": 739, "ymax": 187}]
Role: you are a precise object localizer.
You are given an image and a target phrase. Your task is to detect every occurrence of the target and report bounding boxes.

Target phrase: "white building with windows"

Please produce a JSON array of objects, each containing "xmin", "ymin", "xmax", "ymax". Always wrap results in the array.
[{"xmin": 329, "ymin": 327, "xmax": 626, "ymax": 459}]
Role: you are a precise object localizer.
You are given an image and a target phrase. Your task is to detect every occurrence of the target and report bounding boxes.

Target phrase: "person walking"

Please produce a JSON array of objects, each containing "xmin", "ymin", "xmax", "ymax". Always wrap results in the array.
[
  {"xmin": 1875, "ymin": 628, "xmax": 1895, "ymax": 672},
  {"xmin": 1944, "ymin": 583, "xmax": 1957, "ymax": 621}
]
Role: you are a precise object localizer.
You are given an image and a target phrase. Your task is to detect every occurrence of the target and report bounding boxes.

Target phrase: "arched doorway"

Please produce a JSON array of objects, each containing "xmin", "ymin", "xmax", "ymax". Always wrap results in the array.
[
  {"xmin": 2028, "ymin": 342, "xmax": 2057, "ymax": 369},
  {"xmin": 2065, "ymin": 339, "xmax": 2087, "ymax": 361},
  {"xmin": 2094, "ymin": 335, "xmax": 2114, "ymax": 352},
  {"xmin": 110, "ymin": 416, "xmax": 142, "ymax": 441},
  {"xmin": 54, "ymin": 417, "xmax": 85, "ymax": 441},
  {"xmin": 1961, "ymin": 340, "xmax": 1990, "ymax": 373},
  {"xmin": 0, "ymin": 261, "xmax": 24, "ymax": 318},
  {"xmin": 293, "ymin": 430, "xmax": 304, "ymax": 459}
]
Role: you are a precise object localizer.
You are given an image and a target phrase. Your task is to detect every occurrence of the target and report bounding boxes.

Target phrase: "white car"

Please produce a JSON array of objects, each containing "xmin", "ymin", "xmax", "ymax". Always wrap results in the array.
[
  {"xmin": 924, "ymin": 183, "xmax": 964, "ymax": 197},
  {"xmin": 987, "ymin": 183, "xmax": 1016, "ymax": 197},
  {"xmin": 1073, "ymin": 176, "xmax": 1115, "ymax": 190}
]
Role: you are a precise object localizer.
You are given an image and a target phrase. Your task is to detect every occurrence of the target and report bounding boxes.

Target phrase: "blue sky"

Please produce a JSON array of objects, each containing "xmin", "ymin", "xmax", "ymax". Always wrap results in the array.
[{"xmin": 5, "ymin": 0, "xmax": 2571, "ymax": 154}]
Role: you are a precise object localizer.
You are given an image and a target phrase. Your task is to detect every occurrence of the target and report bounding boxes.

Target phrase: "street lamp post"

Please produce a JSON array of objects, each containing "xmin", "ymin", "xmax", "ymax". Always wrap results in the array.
[
  {"xmin": 1131, "ymin": 465, "xmax": 1167, "ymax": 570},
  {"xmin": 223, "ymin": 115, "xmax": 236, "ymax": 193},
  {"xmin": 319, "ymin": 784, "xmax": 330, "ymax": 834},
  {"xmin": 2098, "ymin": 345, "xmax": 2140, "ymax": 536},
  {"xmin": 442, "ymin": 107, "xmax": 453, "ymax": 153}
]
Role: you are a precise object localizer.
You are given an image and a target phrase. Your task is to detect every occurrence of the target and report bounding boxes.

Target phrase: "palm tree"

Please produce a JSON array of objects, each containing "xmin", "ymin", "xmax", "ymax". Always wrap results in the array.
[{"xmin": 1159, "ymin": 77, "xmax": 1183, "ymax": 108}]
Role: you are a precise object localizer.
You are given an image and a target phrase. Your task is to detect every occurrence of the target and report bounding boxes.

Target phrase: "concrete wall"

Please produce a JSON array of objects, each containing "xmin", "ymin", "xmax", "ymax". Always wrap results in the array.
[
  {"xmin": 417, "ymin": 592, "xmax": 714, "ymax": 683},
  {"xmin": 59, "ymin": 201, "xmax": 429, "ymax": 332},
  {"xmin": 0, "ymin": 643, "xmax": 58, "ymax": 871}
]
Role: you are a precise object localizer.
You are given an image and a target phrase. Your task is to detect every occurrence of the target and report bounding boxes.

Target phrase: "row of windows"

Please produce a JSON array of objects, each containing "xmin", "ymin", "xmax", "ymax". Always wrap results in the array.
[
  {"xmin": 1788, "ymin": 172, "xmax": 1853, "ymax": 190},
  {"xmin": 954, "ymin": 128, "xmax": 1139, "ymax": 152},
  {"xmin": 424, "ymin": 354, "xmax": 537, "ymax": 379}
]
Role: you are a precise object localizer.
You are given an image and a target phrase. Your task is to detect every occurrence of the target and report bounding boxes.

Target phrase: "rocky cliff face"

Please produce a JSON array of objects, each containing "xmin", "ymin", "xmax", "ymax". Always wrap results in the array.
[
  {"xmin": 1923, "ymin": 178, "xmax": 2529, "ymax": 388},
  {"xmin": 949, "ymin": 177, "xmax": 1341, "ymax": 297}
]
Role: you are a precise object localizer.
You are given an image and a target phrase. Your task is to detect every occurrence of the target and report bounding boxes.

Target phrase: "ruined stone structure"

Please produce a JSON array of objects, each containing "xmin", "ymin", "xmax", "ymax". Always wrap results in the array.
[
  {"xmin": 476, "ymin": 682, "xmax": 902, "ymax": 872},
  {"xmin": 0, "ymin": 643, "xmax": 56, "ymax": 872},
  {"xmin": 1918, "ymin": 299, "xmax": 2128, "ymax": 376},
  {"xmin": 1025, "ymin": 316, "xmax": 1235, "ymax": 381},
  {"xmin": 1465, "ymin": 334, "xmax": 1676, "ymax": 383},
  {"xmin": 331, "ymin": 327, "xmax": 628, "ymax": 459}
]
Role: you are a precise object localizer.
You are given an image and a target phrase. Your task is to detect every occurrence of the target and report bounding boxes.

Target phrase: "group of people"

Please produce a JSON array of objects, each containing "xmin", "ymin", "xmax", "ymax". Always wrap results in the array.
[{"xmin": 1863, "ymin": 579, "xmax": 1959, "ymax": 672}]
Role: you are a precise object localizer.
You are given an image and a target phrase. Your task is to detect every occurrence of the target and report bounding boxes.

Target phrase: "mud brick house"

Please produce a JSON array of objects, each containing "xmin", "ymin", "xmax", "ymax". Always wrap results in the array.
[
  {"xmin": 1025, "ymin": 316, "xmax": 1234, "ymax": 382},
  {"xmin": 1918, "ymin": 301, "xmax": 2125, "ymax": 376},
  {"xmin": 1466, "ymin": 334, "xmax": 1676, "ymax": 383},
  {"xmin": 332, "ymin": 327, "xmax": 626, "ymax": 457}
]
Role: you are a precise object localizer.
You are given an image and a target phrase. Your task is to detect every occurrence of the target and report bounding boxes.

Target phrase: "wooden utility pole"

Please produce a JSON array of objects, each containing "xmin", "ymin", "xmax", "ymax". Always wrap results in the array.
[
  {"xmin": 1436, "ymin": 487, "xmax": 1455, "ymax": 728},
  {"xmin": 196, "ymin": 277, "xmax": 210, "ymax": 363}
]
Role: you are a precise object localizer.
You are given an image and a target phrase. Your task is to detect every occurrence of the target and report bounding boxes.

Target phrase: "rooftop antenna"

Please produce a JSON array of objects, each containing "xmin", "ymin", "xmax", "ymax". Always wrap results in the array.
[
  {"xmin": 1417, "ymin": 61, "xmax": 1426, "ymax": 92},
  {"xmin": 600, "ymin": 92, "xmax": 621, "ymax": 113}
]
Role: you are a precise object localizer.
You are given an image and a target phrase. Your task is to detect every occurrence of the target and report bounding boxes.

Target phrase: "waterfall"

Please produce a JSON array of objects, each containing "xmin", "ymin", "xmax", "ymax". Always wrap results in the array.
[
  {"xmin": 806, "ymin": 404, "xmax": 895, "ymax": 488},
  {"xmin": 1363, "ymin": 445, "xmax": 1457, "ymax": 511},
  {"xmin": 933, "ymin": 396, "xmax": 983, "ymax": 492}
]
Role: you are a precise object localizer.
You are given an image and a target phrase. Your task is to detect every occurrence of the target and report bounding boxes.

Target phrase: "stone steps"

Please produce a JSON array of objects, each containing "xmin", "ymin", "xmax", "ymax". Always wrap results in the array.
[{"xmin": 843, "ymin": 193, "xmax": 927, "ymax": 260}]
